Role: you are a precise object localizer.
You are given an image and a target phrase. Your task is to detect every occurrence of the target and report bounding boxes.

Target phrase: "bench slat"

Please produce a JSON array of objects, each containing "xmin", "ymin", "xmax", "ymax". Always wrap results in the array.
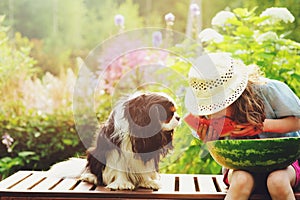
[
  {"xmin": 157, "ymin": 174, "xmax": 175, "ymax": 192},
  {"xmin": 95, "ymin": 185, "xmax": 112, "ymax": 192},
  {"xmin": 179, "ymin": 174, "xmax": 196, "ymax": 192},
  {"xmin": 9, "ymin": 172, "xmax": 45, "ymax": 190},
  {"xmin": 215, "ymin": 175, "xmax": 228, "ymax": 193},
  {"xmin": 196, "ymin": 175, "xmax": 218, "ymax": 193},
  {"xmin": 51, "ymin": 178, "xmax": 79, "ymax": 191},
  {"xmin": 0, "ymin": 171, "xmax": 33, "ymax": 189},
  {"xmin": 30, "ymin": 176, "xmax": 62, "ymax": 191},
  {"xmin": 72, "ymin": 180, "xmax": 93, "ymax": 191}
]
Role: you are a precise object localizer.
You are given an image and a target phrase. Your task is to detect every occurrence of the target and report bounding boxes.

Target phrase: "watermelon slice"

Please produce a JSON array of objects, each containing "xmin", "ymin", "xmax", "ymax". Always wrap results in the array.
[
  {"xmin": 206, "ymin": 137, "xmax": 300, "ymax": 172},
  {"xmin": 184, "ymin": 113, "xmax": 236, "ymax": 137}
]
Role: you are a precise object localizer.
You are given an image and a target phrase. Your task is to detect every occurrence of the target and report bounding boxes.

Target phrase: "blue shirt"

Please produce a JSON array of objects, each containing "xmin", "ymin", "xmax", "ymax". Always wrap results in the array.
[{"xmin": 256, "ymin": 78, "xmax": 300, "ymax": 138}]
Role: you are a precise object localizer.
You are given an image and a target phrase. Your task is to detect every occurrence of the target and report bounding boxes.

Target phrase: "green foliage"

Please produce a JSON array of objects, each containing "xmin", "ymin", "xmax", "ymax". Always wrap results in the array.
[
  {"xmin": 202, "ymin": 7, "xmax": 300, "ymax": 97},
  {"xmin": 0, "ymin": 109, "xmax": 86, "ymax": 179},
  {"xmin": 160, "ymin": 125, "xmax": 222, "ymax": 174},
  {"xmin": 0, "ymin": 151, "xmax": 39, "ymax": 180}
]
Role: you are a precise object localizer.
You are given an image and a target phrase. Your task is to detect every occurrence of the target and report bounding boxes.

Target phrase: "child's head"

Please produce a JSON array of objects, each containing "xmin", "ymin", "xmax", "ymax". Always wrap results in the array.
[
  {"xmin": 230, "ymin": 82, "xmax": 265, "ymax": 129},
  {"xmin": 185, "ymin": 53, "xmax": 265, "ymax": 128}
]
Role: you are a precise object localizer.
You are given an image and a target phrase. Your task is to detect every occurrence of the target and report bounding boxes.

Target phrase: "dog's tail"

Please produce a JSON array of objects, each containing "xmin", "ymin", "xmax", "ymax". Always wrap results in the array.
[{"xmin": 46, "ymin": 157, "xmax": 87, "ymax": 178}]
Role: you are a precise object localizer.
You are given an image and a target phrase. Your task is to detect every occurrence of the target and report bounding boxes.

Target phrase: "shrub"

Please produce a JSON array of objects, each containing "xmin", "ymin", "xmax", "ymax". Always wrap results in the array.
[{"xmin": 0, "ymin": 109, "xmax": 87, "ymax": 179}]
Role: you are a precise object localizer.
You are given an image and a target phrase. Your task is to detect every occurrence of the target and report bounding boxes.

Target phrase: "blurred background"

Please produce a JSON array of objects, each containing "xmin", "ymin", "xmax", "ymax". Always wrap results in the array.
[{"xmin": 0, "ymin": 0, "xmax": 299, "ymax": 179}]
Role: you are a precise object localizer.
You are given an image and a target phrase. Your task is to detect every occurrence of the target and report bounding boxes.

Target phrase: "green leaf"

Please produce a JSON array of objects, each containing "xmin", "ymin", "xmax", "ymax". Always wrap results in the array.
[
  {"xmin": 291, "ymin": 73, "xmax": 300, "ymax": 81},
  {"xmin": 62, "ymin": 139, "xmax": 73, "ymax": 146},
  {"xmin": 226, "ymin": 17, "xmax": 243, "ymax": 26},
  {"xmin": 233, "ymin": 8, "xmax": 255, "ymax": 18},
  {"xmin": 279, "ymin": 68, "xmax": 292, "ymax": 74},
  {"xmin": 234, "ymin": 26, "xmax": 253, "ymax": 37},
  {"xmin": 0, "ymin": 157, "xmax": 12, "ymax": 164},
  {"xmin": 18, "ymin": 151, "xmax": 36, "ymax": 157}
]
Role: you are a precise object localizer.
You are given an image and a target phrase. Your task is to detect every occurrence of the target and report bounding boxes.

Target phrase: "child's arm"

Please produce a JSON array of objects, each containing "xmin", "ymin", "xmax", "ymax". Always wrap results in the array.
[
  {"xmin": 232, "ymin": 116, "xmax": 300, "ymax": 136},
  {"xmin": 263, "ymin": 116, "xmax": 300, "ymax": 134}
]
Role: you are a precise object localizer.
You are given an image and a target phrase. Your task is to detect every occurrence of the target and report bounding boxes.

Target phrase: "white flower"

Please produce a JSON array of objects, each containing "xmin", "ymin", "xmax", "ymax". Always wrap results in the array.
[
  {"xmin": 198, "ymin": 28, "xmax": 224, "ymax": 43},
  {"xmin": 114, "ymin": 14, "xmax": 125, "ymax": 26},
  {"xmin": 165, "ymin": 13, "xmax": 175, "ymax": 22},
  {"xmin": 255, "ymin": 31, "xmax": 278, "ymax": 43},
  {"xmin": 211, "ymin": 11, "xmax": 235, "ymax": 26},
  {"xmin": 260, "ymin": 7, "xmax": 295, "ymax": 24},
  {"xmin": 2, "ymin": 133, "xmax": 14, "ymax": 152},
  {"xmin": 190, "ymin": 3, "xmax": 200, "ymax": 16}
]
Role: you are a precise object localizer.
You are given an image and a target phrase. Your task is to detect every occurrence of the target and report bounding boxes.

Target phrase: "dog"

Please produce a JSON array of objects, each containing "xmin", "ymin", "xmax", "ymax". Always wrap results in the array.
[{"xmin": 48, "ymin": 92, "xmax": 180, "ymax": 190}]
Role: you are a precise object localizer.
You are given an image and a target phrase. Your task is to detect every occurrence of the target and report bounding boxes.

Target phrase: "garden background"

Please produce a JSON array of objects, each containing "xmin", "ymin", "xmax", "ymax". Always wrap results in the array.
[{"xmin": 0, "ymin": 0, "xmax": 300, "ymax": 180}]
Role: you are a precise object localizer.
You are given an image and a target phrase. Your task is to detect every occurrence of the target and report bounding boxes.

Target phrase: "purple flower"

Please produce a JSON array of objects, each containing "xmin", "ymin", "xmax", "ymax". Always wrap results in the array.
[
  {"xmin": 190, "ymin": 3, "xmax": 200, "ymax": 16},
  {"xmin": 152, "ymin": 31, "xmax": 163, "ymax": 47},
  {"xmin": 2, "ymin": 133, "xmax": 14, "ymax": 152},
  {"xmin": 165, "ymin": 13, "xmax": 175, "ymax": 23},
  {"xmin": 114, "ymin": 14, "xmax": 125, "ymax": 26}
]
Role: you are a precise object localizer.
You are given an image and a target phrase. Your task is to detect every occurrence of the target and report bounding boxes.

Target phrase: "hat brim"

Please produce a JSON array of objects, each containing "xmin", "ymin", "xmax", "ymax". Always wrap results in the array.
[{"xmin": 185, "ymin": 61, "xmax": 248, "ymax": 116}]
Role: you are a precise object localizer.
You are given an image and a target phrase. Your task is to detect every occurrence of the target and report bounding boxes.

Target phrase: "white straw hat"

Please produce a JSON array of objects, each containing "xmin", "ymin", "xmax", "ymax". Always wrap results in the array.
[{"xmin": 185, "ymin": 53, "xmax": 248, "ymax": 115}]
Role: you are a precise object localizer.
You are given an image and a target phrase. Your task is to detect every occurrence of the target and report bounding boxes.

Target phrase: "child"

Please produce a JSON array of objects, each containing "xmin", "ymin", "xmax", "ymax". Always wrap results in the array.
[{"xmin": 184, "ymin": 53, "xmax": 300, "ymax": 199}]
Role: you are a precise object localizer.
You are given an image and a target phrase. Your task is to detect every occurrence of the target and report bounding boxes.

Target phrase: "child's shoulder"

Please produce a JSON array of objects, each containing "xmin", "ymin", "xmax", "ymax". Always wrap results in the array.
[{"xmin": 257, "ymin": 78, "xmax": 291, "ymax": 92}]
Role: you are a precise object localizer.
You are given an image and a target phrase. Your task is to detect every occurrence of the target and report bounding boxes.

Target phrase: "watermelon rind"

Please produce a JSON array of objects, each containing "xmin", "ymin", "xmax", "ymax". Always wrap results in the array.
[{"xmin": 206, "ymin": 137, "xmax": 300, "ymax": 172}]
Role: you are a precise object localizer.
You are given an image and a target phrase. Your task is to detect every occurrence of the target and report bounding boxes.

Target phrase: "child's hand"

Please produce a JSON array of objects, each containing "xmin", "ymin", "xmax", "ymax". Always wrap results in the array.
[
  {"xmin": 231, "ymin": 123, "xmax": 261, "ymax": 137},
  {"xmin": 197, "ymin": 124, "xmax": 219, "ymax": 142}
]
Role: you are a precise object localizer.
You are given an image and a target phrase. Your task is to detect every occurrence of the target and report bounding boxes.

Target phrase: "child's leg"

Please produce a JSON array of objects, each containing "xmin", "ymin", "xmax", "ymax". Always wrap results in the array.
[
  {"xmin": 225, "ymin": 170, "xmax": 254, "ymax": 200},
  {"xmin": 267, "ymin": 165, "xmax": 296, "ymax": 200}
]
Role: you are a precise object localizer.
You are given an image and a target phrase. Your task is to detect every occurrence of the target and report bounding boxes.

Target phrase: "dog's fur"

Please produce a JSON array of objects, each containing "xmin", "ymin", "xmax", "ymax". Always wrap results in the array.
[
  {"xmin": 82, "ymin": 92, "xmax": 180, "ymax": 190},
  {"xmin": 48, "ymin": 92, "xmax": 179, "ymax": 190}
]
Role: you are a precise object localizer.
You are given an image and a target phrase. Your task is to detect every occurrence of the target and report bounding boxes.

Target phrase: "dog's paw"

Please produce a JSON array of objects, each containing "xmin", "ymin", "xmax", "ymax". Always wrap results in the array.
[
  {"xmin": 79, "ymin": 173, "xmax": 98, "ymax": 185},
  {"xmin": 139, "ymin": 180, "xmax": 161, "ymax": 190},
  {"xmin": 106, "ymin": 180, "xmax": 135, "ymax": 190}
]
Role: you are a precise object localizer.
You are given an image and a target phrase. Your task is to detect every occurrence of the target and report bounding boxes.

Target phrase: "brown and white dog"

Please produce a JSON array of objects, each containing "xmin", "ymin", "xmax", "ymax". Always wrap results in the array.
[{"xmin": 48, "ymin": 92, "xmax": 180, "ymax": 190}]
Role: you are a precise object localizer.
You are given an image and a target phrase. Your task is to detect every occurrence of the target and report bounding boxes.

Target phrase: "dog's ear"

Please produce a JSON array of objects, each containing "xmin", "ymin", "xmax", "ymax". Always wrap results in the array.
[
  {"xmin": 125, "ymin": 94, "xmax": 162, "ymax": 139},
  {"xmin": 124, "ymin": 95, "xmax": 168, "ymax": 164}
]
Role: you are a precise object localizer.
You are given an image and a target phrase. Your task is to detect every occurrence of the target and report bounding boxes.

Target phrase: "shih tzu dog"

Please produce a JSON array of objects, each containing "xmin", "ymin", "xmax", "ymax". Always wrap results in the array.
[{"xmin": 48, "ymin": 92, "xmax": 180, "ymax": 190}]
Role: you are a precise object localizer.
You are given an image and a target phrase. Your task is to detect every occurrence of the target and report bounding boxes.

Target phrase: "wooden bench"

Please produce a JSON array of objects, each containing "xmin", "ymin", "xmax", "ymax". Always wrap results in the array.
[{"xmin": 0, "ymin": 171, "xmax": 299, "ymax": 199}]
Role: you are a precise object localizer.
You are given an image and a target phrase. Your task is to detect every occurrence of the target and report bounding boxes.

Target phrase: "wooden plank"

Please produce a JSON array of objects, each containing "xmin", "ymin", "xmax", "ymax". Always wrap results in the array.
[
  {"xmin": 215, "ymin": 175, "xmax": 228, "ymax": 193},
  {"xmin": 94, "ymin": 185, "xmax": 112, "ymax": 192},
  {"xmin": 9, "ymin": 172, "xmax": 46, "ymax": 190},
  {"xmin": 0, "ymin": 171, "xmax": 33, "ymax": 189},
  {"xmin": 178, "ymin": 174, "xmax": 195, "ymax": 192},
  {"xmin": 30, "ymin": 177, "xmax": 63, "ymax": 191},
  {"xmin": 157, "ymin": 174, "xmax": 175, "ymax": 192},
  {"xmin": 72, "ymin": 180, "xmax": 93, "ymax": 191},
  {"xmin": 50, "ymin": 178, "xmax": 78, "ymax": 191},
  {"xmin": 196, "ymin": 175, "xmax": 217, "ymax": 193}
]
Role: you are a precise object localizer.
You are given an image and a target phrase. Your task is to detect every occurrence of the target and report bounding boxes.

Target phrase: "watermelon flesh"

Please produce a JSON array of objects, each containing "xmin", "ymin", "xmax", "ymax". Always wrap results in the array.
[
  {"xmin": 184, "ymin": 113, "xmax": 237, "ymax": 138},
  {"xmin": 206, "ymin": 137, "xmax": 300, "ymax": 172}
]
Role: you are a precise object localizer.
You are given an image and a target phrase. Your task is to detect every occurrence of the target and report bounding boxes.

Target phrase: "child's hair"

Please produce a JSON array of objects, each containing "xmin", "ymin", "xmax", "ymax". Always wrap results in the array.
[{"xmin": 230, "ymin": 81, "xmax": 265, "ymax": 131}]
